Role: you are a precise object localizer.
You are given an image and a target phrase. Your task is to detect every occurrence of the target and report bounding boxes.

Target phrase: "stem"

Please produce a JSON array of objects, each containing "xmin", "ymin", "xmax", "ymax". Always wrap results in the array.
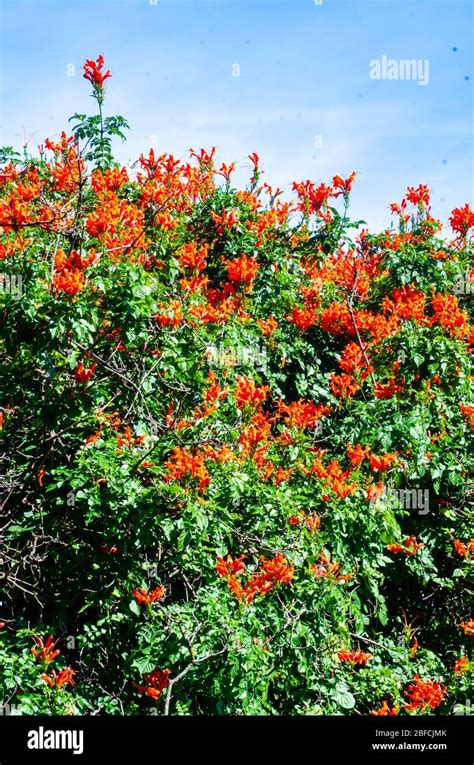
[{"xmin": 98, "ymin": 96, "xmax": 105, "ymax": 168}]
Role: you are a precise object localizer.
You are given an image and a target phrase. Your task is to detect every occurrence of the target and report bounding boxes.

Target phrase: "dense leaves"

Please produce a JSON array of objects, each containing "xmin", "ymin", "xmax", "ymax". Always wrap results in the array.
[{"xmin": 0, "ymin": 57, "xmax": 472, "ymax": 716}]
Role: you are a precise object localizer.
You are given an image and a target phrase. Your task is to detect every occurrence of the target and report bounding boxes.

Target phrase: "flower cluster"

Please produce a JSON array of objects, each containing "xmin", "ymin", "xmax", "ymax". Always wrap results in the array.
[
  {"xmin": 31, "ymin": 635, "xmax": 60, "ymax": 666},
  {"xmin": 132, "ymin": 586, "xmax": 166, "ymax": 607},
  {"xmin": 387, "ymin": 536, "xmax": 424, "ymax": 556},
  {"xmin": 0, "ymin": 55, "xmax": 472, "ymax": 717},
  {"xmin": 403, "ymin": 675, "xmax": 447, "ymax": 712},
  {"xmin": 31, "ymin": 636, "xmax": 76, "ymax": 693},
  {"xmin": 217, "ymin": 553, "xmax": 294, "ymax": 604},
  {"xmin": 133, "ymin": 668, "xmax": 170, "ymax": 700},
  {"xmin": 338, "ymin": 649, "xmax": 373, "ymax": 666},
  {"xmin": 83, "ymin": 54, "xmax": 112, "ymax": 91}
]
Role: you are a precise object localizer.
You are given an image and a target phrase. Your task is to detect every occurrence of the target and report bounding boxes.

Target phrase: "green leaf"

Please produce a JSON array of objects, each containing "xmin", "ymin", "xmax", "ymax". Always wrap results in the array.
[{"xmin": 334, "ymin": 684, "xmax": 356, "ymax": 709}]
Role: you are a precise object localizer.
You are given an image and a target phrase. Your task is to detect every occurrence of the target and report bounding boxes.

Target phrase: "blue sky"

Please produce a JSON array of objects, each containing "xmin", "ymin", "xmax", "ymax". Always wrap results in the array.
[{"xmin": 0, "ymin": 0, "xmax": 472, "ymax": 229}]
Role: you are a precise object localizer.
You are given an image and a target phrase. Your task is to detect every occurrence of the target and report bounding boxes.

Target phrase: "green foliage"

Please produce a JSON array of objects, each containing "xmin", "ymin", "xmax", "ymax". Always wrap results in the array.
[{"xmin": 0, "ymin": 60, "xmax": 472, "ymax": 717}]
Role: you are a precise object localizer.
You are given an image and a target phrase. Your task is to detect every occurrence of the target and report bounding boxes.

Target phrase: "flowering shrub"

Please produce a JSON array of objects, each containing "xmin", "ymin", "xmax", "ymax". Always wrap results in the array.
[{"xmin": 0, "ymin": 57, "xmax": 473, "ymax": 716}]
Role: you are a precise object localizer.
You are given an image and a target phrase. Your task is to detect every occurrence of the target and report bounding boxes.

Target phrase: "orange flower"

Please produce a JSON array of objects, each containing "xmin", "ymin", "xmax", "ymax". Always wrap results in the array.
[
  {"xmin": 235, "ymin": 376, "xmax": 268, "ymax": 410},
  {"xmin": 403, "ymin": 675, "xmax": 447, "ymax": 711},
  {"xmin": 203, "ymin": 370, "xmax": 228, "ymax": 409},
  {"xmin": 460, "ymin": 404, "xmax": 474, "ymax": 431},
  {"xmin": 370, "ymin": 700, "xmax": 398, "ymax": 716},
  {"xmin": 356, "ymin": 309, "xmax": 399, "ymax": 343},
  {"xmin": 453, "ymin": 656, "xmax": 469, "ymax": 673},
  {"xmin": 155, "ymin": 300, "xmax": 183, "ymax": 328},
  {"xmin": 242, "ymin": 575, "xmax": 270, "ymax": 604},
  {"xmin": 226, "ymin": 254, "xmax": 258, "ymax": 286},
  {"xmin": 216, "ymin": 162, "xmax": 235, "ymax": 181},
  {"xmin": 131, "ymin": 586, "xmax": 166, "ymax": 607},
  {"xmin": 365, "ymin": 482, "xmax": 384, "ymax": 501},
  {"xmin": 221, "ymin": 553, "xmax": 294, "ymax": 604},
  {"xmin": 37, "ymin": 468, "xmax": 45, "ymax": 486},
  {"xmin": 83, "ymin": 54, "xmax": 112, "ymax": 90},
  {"xmin": 460, "ymin": 619, "xmax": 474, "ymax": 636},
  {"xmin": 41, "ymin": 667, "xmax": 75, "ymax": 690},
  {"xmin": 330, "ymin": 480, "xmax": 356, "ymax": 499},
  {"xmin": 258, "ymin": 316, "xmax": 278, "ymax": 336},
  {"xmin": 311, "ymin": 553, "xmax": 352, "ymax": 583},
  {"xmin": 288, "ymin": 304, "xmax": 318, "ymax": 332},
  {"xmin": 227, "ymin": 576, "xmax": 244, "ymax": 600},
  {"xmin": 382, "ymin": 285, "xmax": 427, "ymax": 325},
  {"xmin": 163, "ymin": 446, "xmax": 210, "ymax": 492},
  {"xmin": 238, "ymin": 413, "xmax": 272, "ymax": 456},
  {"xmin": 406, "ymin": 184, "xmax": 430, "ymax": 207},
  {"xmin": 83, "ymin": 430, "xmax": 101, "ymax": 448},
  {"xmin": 259, "ymin": 553, "xmax": 294, "ymax": 585},
  {"xmin": 31, "ymin": 635, "xmax": 60, "ymax": 666},
  {"xmin": 180, "ymin": 274, "xmax": 209, "ymax": 293},
  {"xmin": 210, "ymin": 208, "xmax": 239, "ymax": 234},
  {"xmin": 338, "ymin": 649, "xmax": 372, "ymax": 666},
  {"xmin": 292, "ymin": 179, "xmax": 333, "ymax": 215},
  {"xmin": 330, "ymin": 372, "xmax": 359, "ymax": 399},
  {"xmin": 91, "ymin": 167, "xmax": 129, "ymax": 193},
  {"xmin": 288, "ymin": 514, "xmax": 302, "ymax": 527},
  {"xmin": 387, "ymin": 536, "xmax": 423, "ymax": 556},
  {"xmin": 305, "ymin": 514, "xmax": 321, "ymax": 533},
  {"xmin": 450, "ymin": 203, "xmax": 474, "ymax": 236},
  {"xmin": 430, "ymin": 292, "xmax": 469, "ymax": 338},
  {"xmin": 99, "ymin": 544, "xmax": 119, "ymax": 554},
  {"xmin": 133, "ymin": 668, "xmax": 170, "ymax": 700},
  {"xmin": 53, "ymin": 269, "xmax": 85, "ymax": 296},
  {"xmin": 318, "ymin": 302, "xmax": 353, "ymax": 336},
  {"xmin": 332, "ymin": 172, "xmax": 357, "ymax": 197},
  {"xmin": 410, "ymin": 636, "xmax": 419, "ymax": 659},
  {"xmin": 325, "ymin": 460, "xmax": 357, "ymax": 498},
  {"xmin": 374, "ymin": 378, "xmax": 405, "ymax": 399},
  {"xmin": 248, "ymin": 152, "xmax": 260, "ymax": 169},
  {"xmin": 274, "ymin": 466, "xmax": 293, "ymax": 486},
  {"xmin": 368, "ymin": 452, "xmax": 398, "ymax": 472},
  {"xmin": 346, "ymin": 442, "xmax": 370, "ymax": 468},
  {"xmin": 202, "ymin": 444, "xmax": 234, "ymax": 464},
  {"xmin": 74, "ymin": 362, "xmax": 97, "ymax": 383},
  {"xmin": 453, "ymin": 538, "xmax": 474, "ymax": 558},
  {"xmin": 0, "ymin": 196, "xmax": 29, "ymax": 230},
  {"xmin": 338, "ymin": 341, "xmax": 372, "ymax": 378},
  {"xmin": 216, "ymin": 555, "xmax": 245, "ymax": 579},
  {"xmin": 178, "ymin": 242, "xmax": 208, "ymax": 272},
  {"xmin": 116, "ymin": 426, "xmax": 133, "ymax": 448},
  {"xmin": 277, "ymin": 399, "xmax": 329, "ymax": 430}
]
